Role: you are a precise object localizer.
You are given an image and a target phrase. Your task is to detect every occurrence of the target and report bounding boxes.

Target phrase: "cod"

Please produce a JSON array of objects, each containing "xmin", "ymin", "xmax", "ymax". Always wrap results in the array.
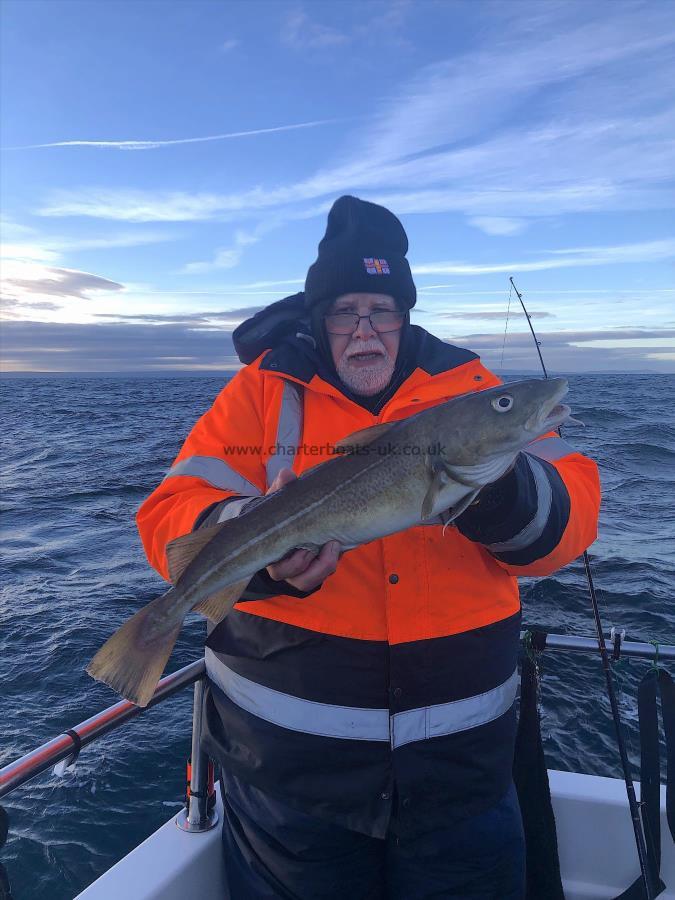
[{"xmin": 88, "ymin": 377, "xmax": 572, "ymax": 707}]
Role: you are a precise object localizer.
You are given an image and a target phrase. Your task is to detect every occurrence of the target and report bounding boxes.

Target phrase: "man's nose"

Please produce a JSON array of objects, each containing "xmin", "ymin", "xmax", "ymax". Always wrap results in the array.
[{"xmin": 353, "ymin": 314, "xmax": 377, "ymax": 340}]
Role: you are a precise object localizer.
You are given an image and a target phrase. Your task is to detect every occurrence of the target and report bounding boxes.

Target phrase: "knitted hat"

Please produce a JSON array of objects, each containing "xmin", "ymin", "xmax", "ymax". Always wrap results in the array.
[{"xmin": 304, "ymin": 195, "xmax": 416, "ymax": 311}]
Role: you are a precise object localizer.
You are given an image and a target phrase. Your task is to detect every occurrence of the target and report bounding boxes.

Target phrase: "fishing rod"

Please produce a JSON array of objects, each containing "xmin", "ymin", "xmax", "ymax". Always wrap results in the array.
[{"xmin": 508, "ymin": 276, "xmax": 658, "ymax": 900}]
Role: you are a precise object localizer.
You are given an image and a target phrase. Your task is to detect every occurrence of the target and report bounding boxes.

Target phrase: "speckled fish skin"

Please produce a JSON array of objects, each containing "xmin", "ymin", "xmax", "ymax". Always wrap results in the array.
[
  {"xmin": 173, "ymin": 376, "xmax": 570, "ymax": 606},
  {"xmin": 87, "ymin": 377, "xmax": 570, "ymax": 706}
]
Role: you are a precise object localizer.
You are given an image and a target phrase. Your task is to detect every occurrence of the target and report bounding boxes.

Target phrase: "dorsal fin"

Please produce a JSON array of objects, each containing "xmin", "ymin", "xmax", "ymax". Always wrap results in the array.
[
  {"xmin": 334, "ymin": 422, "xmax": 395, "ymax": 453},
  {"xmin": 165, "ymin": 523, "xmax": 224, "ymax": 584}
]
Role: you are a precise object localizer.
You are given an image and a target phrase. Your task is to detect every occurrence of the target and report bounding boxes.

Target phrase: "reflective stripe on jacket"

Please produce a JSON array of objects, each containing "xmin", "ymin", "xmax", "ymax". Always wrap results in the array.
[{"xmin": 136, "ymin": 327, "xmax": 601, "ymax": 837}]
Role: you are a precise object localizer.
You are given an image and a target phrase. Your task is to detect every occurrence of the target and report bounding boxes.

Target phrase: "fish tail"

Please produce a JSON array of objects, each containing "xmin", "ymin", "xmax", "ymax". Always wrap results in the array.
[{"xmin": 86, "ymin": 588, "xmax": 183, "ymax": 708}]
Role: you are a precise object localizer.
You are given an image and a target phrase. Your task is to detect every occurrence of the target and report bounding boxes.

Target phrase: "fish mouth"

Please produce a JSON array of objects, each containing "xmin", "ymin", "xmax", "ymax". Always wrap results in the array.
[
  {"xmin": 526, "ymin": 379, "xmax": 571, "ymax": 434},
  {"xmin": 542, "ymin": 402, "xmax": 571, "ymax": 430}
]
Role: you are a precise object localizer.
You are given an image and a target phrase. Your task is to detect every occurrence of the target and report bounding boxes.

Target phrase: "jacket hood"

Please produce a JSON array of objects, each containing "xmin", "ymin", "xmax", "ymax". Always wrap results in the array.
[
  {"xmin": 233, "ymin": 293, "xmax": 479, "ymax": 413},
  {"xmin": 232, "ymin": 293, "xmax": 312, "ymax": 365}
]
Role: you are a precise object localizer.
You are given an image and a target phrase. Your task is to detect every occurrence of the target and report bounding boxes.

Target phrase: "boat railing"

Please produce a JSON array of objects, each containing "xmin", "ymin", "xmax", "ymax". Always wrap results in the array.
[
  {"xmin": 1, "ymin": 630, "xmax": 673, "ymax": 833},
  {"xmin": 0, "ymin": 658, "xmax": 217, "ymax": 833}
]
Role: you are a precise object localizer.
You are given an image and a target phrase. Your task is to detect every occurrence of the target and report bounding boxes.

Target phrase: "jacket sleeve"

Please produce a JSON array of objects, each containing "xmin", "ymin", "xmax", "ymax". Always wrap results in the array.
[
  {"xmin": 136, "ymin": 362, "xmax": 268, "ymax": 581},
  {"xmin": 455, "ymin": 431, "xmax": 601, "ymax": 577}
]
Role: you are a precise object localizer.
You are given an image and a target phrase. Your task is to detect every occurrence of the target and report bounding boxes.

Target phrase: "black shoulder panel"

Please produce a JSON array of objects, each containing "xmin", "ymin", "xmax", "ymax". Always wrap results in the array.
[
  {"xmin": 411, "ymin": 326, "xmax": 478, "ymax": 375},
  {"xmin": 259, "ymin": 336, "xmax": 319, "ymax": 384},
  {"xmin": 233, "ymin": 293, "xmax": 307, "ymax": 364}
]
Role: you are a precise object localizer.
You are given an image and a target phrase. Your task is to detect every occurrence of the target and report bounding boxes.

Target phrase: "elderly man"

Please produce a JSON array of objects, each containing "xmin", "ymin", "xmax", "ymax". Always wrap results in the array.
[{"xmin": 137, "ymin": 196, "xmax": 600, "ymax": 898}]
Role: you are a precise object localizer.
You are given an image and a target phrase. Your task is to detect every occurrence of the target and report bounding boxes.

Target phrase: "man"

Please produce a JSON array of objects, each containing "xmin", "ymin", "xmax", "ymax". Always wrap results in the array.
[{"xmin": 137, "ymin": 196, "xmax": 601, "ymax": 898}]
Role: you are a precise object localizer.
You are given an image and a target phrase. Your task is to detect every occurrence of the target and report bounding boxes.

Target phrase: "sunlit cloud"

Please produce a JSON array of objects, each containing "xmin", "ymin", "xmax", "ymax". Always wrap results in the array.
[{"xmin": 0, "ymin": 260, "xmax": 125, "ymax": 321}]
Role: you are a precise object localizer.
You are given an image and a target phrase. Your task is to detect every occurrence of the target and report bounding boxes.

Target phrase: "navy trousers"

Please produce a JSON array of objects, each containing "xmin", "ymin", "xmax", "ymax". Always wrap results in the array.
[{"xmin": 220, "ymin": 772, "xmax": 525, "ymax": 900}]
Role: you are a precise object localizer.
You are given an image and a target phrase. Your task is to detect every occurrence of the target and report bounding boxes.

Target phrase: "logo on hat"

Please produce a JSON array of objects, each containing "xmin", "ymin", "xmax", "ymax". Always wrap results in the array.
[{"xmin": 364, "ymin": 257, "xmax": 390, "ymax": 275}]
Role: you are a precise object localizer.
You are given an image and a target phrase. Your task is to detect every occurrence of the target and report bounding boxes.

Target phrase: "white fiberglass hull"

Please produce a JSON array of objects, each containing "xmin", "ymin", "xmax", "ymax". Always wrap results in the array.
[{"xmin": 76, "ymin": 770, "xmax": 674, "ymax": 900}]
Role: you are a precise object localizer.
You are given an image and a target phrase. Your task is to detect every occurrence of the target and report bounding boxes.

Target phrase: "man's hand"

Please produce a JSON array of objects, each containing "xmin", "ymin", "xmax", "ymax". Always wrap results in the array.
[{"xmin": 265, "ymin": 468, "xmax": 341, "ymax": 592}]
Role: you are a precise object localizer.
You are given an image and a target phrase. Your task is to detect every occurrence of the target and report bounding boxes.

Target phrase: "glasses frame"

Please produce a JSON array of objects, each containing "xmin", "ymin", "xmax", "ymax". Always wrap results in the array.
[{"xmin": 323, "ymin": 311, "xmax": 405, "ymax": 335}]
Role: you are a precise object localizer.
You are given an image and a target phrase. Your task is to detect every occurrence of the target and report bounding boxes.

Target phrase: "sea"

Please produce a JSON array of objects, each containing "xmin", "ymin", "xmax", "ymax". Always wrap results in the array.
[{"xmin": 1, "ymin": 371, "xmax": 674, "ymax": 899}]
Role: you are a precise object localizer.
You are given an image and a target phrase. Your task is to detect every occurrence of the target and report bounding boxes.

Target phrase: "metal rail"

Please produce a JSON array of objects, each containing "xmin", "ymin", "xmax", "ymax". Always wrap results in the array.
[
  {"xmin": 1, "ymin": 633, "xmax": 672, "ymax": 820},
  {"xmin": 0, "ymin": 659, "xmax": 205, "ymax": 799},
  {"xmin": 520, "ymin": 631, "xmax": 675, "ymax": 661}
]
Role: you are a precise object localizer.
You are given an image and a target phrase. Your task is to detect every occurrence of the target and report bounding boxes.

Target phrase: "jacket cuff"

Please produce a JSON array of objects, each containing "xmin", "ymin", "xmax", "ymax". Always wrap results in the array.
[
  {"xmin": 193, "ymin": 495, "xmax": 261, "ymax": 530},
  {"xmin": 454, "ymin": 455, "xmax": 525, "ymax": 540},
  {"xmin": 455, "ymin": 452, "xmax": 571, "ymax": 565}
]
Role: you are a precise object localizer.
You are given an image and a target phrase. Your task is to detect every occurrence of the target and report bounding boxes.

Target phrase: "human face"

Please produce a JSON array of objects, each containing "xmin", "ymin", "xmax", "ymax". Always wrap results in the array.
[{"xmin": 326, "ymin": 293, "xmax": 402, "ymax": 396}]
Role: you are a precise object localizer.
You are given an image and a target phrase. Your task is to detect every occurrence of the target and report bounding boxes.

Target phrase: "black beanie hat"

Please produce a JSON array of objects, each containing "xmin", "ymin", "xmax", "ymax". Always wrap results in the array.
[{"xmin": 304, "ymin": 195, "xmax": 416, "ymax": 311}]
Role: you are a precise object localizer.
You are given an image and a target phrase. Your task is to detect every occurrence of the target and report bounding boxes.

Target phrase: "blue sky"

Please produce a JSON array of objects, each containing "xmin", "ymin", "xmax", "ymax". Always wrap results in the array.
[{"xmin": 1, "ymin": 0, "xmax": 674, "ymax": 373}]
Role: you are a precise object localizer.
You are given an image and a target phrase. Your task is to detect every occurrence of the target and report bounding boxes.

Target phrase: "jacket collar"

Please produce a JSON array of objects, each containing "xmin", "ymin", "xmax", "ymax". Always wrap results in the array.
[{"xmin": 258, "ymin": 326, "xmax": 480, "ymax": 409}]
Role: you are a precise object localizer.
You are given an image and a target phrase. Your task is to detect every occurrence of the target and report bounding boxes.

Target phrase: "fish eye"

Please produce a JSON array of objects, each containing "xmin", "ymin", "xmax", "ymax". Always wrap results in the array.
[{"xmin": 491, "ymin": 394, "xmax": 513, "ymax": 413}]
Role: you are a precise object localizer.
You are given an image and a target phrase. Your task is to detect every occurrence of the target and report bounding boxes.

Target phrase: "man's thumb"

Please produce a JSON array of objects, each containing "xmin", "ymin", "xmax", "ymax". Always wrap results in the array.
[{"xmin": 268, "ymin": 467, "xmax": 297, "ymax": 494}]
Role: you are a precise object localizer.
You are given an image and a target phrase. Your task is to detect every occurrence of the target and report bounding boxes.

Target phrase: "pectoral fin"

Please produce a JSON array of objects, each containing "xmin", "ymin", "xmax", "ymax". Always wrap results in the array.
[
  {"xmin": 421, "ymin": 464, "xmax": 451, "ymax": 520},
  {"xmin": 422, "ymin": 454, "xmax": 481, "ymax": 522},
  {"xmin": 444, "ymin": 454, "xmax": 515, "ymax": 489}
]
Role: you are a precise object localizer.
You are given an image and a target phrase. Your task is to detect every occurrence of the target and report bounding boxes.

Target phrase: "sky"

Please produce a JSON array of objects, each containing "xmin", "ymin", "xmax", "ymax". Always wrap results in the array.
[{"xmin": 1, "ymin": 0, "xmax": 674, "ymax": 374}]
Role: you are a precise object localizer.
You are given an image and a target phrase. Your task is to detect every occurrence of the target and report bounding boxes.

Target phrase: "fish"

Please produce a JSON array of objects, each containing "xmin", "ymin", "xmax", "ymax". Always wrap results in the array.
[{"xmin": 87, "ymin": 377, "xmax": 572, "ymax": 707}]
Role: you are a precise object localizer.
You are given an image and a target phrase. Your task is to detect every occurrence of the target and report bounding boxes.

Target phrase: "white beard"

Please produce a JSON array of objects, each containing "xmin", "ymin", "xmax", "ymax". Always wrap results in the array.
[{"xmin": 336, "ymin": 339, "xmax": 396, "ymax": 396}]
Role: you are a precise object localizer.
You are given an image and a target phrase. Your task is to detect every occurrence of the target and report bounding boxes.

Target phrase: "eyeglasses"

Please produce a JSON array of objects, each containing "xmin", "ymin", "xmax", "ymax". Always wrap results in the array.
[{"xmin": 324, "ymin": 311, "xmax": 405, "ymax": 335}]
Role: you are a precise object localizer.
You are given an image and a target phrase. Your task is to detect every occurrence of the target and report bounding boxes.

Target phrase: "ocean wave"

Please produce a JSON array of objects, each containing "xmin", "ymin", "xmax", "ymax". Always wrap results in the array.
[{"xmin": 1, "ymin": 372, "xmax": 673, "ymax": 900}]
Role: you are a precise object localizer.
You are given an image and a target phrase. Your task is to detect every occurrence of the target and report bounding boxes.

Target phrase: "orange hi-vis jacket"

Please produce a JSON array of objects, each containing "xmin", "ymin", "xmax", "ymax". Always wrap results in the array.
[{"xmin": 137, "ymin": 327, "xmax": 601, "ymax": 838}]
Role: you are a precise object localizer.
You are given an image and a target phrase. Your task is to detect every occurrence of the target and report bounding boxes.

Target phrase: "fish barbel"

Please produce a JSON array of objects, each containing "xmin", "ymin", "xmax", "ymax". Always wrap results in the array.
[{"xmin": 87, "ymin": 377, "xmax": 571, "ymax": 706}]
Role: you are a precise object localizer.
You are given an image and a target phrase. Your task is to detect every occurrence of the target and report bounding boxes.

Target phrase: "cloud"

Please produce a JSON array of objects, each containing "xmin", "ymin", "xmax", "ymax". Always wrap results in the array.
[
  {"xmin": 411, "ymin": 238, "xmax": 675, "ymax": 276},
  {"xmin": 468, "ymin": 217, "xmax": 527, "ymax": 236},
  {"xmin": 38, "ymin": 189, "xmax": 287, "ymax": 222},
  {"xmin": 1, "ymin": 243, "xmax": 61, "ymax": 263},
  {"xmin": 281, "ymin": 1, "xmax": 412, "ymax": 51},
  {"xmin": 26, "ymin": 1, "xmax": 675, "ymax": 260},
  {"xmin": 5, "ymin": 268, "xmax": 124, "ymax": 299},
  {"xmin": 281, "ymin": 8, "xmax": 349, "ymax": 49},
  {"xmin": 462, "ymin": 327, "xmax": 675, "ymax": 347},
  {"xmin": 14, "ymin": 300, "xmax": 62, "ymax": 311},
  {"xmin": 358, "ymin": 10, "xmax": 675, "ymax": 166},
  {"xmin": 0, "ymin": 321, "xmax": 239, "ymax": 372},
  {"xmin": 11, "ymin": 118, "xmax": 342, "ymax": 152},
  {"xmin": 1, "ymin": 260, "xmax": 124, "ymax": 314},
  {"xmin": 215, "ymin": 278, "xmax": 305, "ymax": 290},
  {"xmin": 179, "ymin": 229, "xmax": 261, "ymax": 274},
  {"xmin": 438, "ymin": 311, "xmax": 555, "ymax": 320},
  {"xmin": 445, "ymin": 327, "xmax": 675, "ymax": 373},
  {"xmin": 93, "ymin": 306, "xmax": 265, "ymax": 325},
  {"xmin": 2, "ymin": 320, "xmax": 672, "ymax": 374},
  {"xmin": 0, "ymin": 230, "xmax": 176, "ymax": 264},
  {"xmin": 221, "ymin": 38, "xmax": 239, "ymax": 52}
]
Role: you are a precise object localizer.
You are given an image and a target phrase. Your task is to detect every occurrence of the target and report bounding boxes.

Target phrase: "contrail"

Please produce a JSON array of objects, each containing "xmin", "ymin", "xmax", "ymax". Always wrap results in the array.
[{"xmin": 7, "ymin": 118, "xmax": 344, "ymax": 151}]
